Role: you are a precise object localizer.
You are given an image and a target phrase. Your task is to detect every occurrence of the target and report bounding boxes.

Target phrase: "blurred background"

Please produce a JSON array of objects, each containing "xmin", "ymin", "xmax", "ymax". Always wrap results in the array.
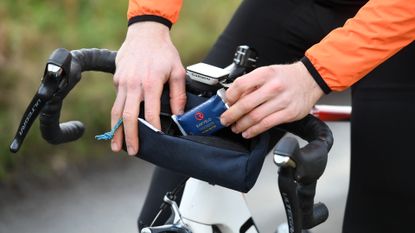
[
  {"xmin": 0, "ymin": 0, "xmax": 240, "ymax": 185},
  {"xmin": 0, "ymin": 1, "xmax": 350, "ymax": 233}
]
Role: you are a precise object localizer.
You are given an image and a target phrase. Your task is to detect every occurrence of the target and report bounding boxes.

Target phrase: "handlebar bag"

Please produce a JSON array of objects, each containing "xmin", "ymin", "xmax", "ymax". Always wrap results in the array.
[
  {"xmin": 35, "ymin": 48, "xmax": 330, "ymax": 194},
  {"xmin": 134, "ymin": 89, "xmax": 283, "ymax": 193}
]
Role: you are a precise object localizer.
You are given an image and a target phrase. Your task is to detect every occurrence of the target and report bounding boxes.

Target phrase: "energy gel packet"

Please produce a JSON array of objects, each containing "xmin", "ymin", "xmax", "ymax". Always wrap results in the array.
[{"xmin": 171, "ymin": 88, "xmax": 229, "ymax": 136}]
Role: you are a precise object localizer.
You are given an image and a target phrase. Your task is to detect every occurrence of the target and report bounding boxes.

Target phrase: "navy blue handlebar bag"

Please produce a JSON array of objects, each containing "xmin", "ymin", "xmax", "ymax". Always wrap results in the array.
[{"xmin": 134, "ymin": 90, "xmax": 277, "ymax": 193}]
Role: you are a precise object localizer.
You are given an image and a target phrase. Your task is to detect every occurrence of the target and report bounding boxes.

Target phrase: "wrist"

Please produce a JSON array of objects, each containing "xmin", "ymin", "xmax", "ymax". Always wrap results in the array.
[
  {"xmin": 126, "ymin": 21, "xmax": 171, "ymax": 40},
  {"xmin": 294, "ymin": 61, "xmax": 325, "ymax": 101}
]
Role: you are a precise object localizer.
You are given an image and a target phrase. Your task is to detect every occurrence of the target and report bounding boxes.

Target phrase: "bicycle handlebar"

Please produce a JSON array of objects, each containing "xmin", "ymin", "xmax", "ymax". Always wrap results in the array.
[
  {"xmin": 10, "ymin": 47, "xmax": 334, "ymax": 232},
  {"xmin": 11, "ymin": 47, "xmax": 334, "ymax": 153},
  {"xmin": 10, "ymin": 48, "xmax": 116, "ymax": 152},
  {"xmin": 40, "ymin": 49, "xmax": 117, "ymax": 145},
  {"xmin": 274, "ymin": 115, "xmax": 333, "ymax": 232}
]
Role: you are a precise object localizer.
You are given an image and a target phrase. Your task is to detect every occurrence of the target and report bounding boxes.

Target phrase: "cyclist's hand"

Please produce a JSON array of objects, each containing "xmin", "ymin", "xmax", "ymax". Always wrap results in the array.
[
  {"xmin": 220, "ymin": 62, "xmax": 324, "ymax": 138},
  {"xmin": 111, "ymin": 22, "xmax": 186, "ymax": 156}
]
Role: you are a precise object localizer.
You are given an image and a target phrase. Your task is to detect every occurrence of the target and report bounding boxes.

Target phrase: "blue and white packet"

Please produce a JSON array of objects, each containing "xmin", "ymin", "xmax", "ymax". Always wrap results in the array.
[{"xmin": 171, "ymin": 88, "xmax": 229, "ymax": 136}]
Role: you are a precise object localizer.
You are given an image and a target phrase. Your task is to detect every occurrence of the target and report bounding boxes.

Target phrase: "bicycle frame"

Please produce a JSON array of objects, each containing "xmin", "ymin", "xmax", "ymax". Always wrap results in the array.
[{"xmin": 180, "ymin": 179, "xmax": 258, "ymax": 233}]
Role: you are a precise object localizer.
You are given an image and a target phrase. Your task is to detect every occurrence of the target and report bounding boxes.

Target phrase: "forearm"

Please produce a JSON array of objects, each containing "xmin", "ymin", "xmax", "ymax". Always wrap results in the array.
[{"xmin": 303, "ymin": 0, "xmax": 415, "ymax": 92}]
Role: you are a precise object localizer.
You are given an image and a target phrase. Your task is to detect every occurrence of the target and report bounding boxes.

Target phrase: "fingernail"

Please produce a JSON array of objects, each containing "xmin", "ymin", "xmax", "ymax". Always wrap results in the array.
[
  {"xmin": 127, "ymin": 145, "xmax": 136, "ymax": 156},
  {"xmin": 111, "ymin": 141, "xmax": 119, "ymax": 151},
  {"xmin": 242, "ymin": 131, "xmax": 249, "ymax": 139},
  {"xmin": 220, "ymin": 117, "xmax": 229, "ymax": 127},
  {"xmin": 178, "ymin": 109, "xmax": 185, "ymax": 115},
  {"xmin": 231, "ymin": 125, "xmax": 238, "ymax": 134}
]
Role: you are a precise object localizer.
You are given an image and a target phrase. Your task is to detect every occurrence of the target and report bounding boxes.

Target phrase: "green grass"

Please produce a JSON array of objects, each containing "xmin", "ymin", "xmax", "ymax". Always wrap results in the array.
[{"xmin": 0, "ymin": 0, "xmax": 240, "ymax": 183}]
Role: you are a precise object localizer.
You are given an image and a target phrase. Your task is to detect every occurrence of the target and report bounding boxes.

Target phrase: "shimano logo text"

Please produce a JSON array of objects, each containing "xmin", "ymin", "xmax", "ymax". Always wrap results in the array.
[
  {"xmin": 19, "ymin": 98, "xmax": 42, "ymax": 136},
  {"xmin": 282, "ymin": 192, "xmax": 294, "ymax": 233}
]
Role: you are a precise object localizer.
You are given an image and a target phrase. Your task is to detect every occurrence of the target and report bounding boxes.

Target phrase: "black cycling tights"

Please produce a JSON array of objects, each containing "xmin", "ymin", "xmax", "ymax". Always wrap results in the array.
[
  {"xmin": 345, "ymin": 44, "xmax": 415, "ymax": 232},
  {"xmin": 138, "ymin": 0, "xmax": 415, "ymax": 232}
]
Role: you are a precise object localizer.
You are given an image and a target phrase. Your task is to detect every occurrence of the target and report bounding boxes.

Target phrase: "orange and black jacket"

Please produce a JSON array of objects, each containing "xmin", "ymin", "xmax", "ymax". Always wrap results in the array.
[{"xmin": 128, "ymin": 0, "xmax": 415, "ymax": 94}]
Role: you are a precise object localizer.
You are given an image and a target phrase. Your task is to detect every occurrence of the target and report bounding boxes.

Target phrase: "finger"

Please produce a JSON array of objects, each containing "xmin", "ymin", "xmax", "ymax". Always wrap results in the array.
[
  {"xmin": 232, "ymin": 93, "xmax": 286, "ymax": 134},
  {"xmin": 241, "ymin": 109, "xmax": 295, "ymax": 139},
  {"xmin": 169, "ymin": 66, "xmax": 186, "ymax": 115},
  {"xmin": 225, "ymin": 70, "xmax": 265, "ymax": 105},
  {"xmin": 111, "ymin": 89, "xmax": 126, "ymax": 152},
  {"xmin": 143, "ymin": 76, "xmax": 164, "ymax": 130},
  {"xmin": 123, "ymin": 87, "xmax": 142, "ymax": 156},
  {"xmin": 220, "ymin": 85, "xmax": 270, "ymax": 127}
]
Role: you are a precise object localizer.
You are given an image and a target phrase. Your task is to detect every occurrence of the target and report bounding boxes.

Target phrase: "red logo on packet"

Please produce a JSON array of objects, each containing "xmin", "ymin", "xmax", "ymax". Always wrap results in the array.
[{"xmin": 194, "ymin": 111, "xmax": 204, "ymax": 121}]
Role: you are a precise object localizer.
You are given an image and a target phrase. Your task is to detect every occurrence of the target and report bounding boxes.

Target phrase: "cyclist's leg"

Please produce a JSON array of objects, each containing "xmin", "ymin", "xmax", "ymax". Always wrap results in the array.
[
  {"xmin": 344, "ymin": 42, "xmax": 415, "ymax": 233},
  {"xmin": 203, "ymin": 0, "xmax": 362, "ymax": 67}
]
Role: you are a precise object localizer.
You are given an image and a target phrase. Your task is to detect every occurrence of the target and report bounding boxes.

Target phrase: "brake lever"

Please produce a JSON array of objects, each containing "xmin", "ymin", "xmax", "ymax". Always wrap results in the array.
[
  {"xmin": 10, "ymin": 48, "xmax": 72, "ymax": 153},
  {"xmin": 274, "ymin": 137, "xmax": 329, "ymax": 233}
]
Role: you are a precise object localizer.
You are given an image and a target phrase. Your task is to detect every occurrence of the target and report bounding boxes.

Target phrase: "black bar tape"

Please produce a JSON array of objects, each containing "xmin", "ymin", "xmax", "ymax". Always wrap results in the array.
[
  {"xmin": 71, "ymin": 49, "xmax": 116, "ymax": 73},
  {"xmin": 278, "ymin": 114, "xmax": 333, "ymax": 150}
]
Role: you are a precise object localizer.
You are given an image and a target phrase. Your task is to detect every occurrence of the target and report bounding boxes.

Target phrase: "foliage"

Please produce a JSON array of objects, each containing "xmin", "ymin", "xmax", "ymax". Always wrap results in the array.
[{"xmin": 0, "ymin": 0, "xmax": 240, "ymax": 183}]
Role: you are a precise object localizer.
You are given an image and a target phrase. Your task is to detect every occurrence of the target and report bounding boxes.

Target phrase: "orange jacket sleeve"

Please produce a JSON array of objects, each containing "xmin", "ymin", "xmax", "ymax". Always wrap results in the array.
[
  {"xmin": 303, "ymin": 0, "xmax": 415, "ymax": 93},
  {"xmin": 127, "ymin": 0, "xmax": 183, "ymax": 28}
]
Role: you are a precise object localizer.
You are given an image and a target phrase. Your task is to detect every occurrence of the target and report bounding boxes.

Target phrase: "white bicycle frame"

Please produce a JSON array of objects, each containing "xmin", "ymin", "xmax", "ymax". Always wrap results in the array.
[{"xmin": 180, "ymin": 178, "xmax": 259, "ymax": 233}]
